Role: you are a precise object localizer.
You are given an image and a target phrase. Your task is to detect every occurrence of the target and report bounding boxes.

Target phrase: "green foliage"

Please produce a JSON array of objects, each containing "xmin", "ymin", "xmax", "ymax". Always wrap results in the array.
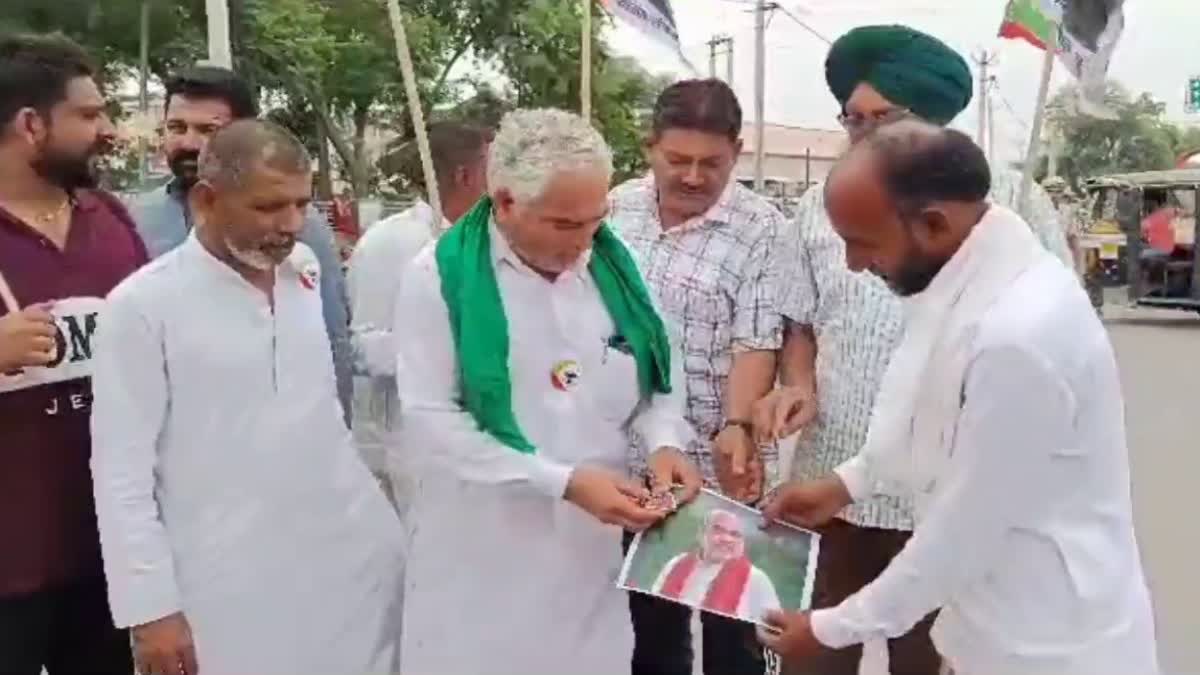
[
  {"xmin": 490, "ymin": 0, "xmax": 665, "ymax": 182},
  {"xmin": 1045, "ymin": 83, "xmax": 1200, "ymax": 190},
  {"xmin": 2, "ymin": 0, "xmax": 670, "ymax": 193}
]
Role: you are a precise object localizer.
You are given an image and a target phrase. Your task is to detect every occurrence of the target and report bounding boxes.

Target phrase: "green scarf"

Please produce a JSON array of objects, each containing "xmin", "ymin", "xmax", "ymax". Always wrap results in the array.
[{"xmin": 435, "ymin": 197, "xmax": 672, "ymax": 454}]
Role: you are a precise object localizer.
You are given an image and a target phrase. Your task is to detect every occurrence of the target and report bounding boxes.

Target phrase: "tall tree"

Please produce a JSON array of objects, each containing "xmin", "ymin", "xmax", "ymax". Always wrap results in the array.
[{"xmin": 1043, "ymin": 82, "xmax": 1193, "ymax": 190}]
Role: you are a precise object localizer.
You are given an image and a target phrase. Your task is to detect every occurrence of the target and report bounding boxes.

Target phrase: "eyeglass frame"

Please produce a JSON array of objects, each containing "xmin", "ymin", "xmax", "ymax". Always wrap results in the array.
[{"xmin": 836, "ymin": 107, "xmax": 914, "ymax": 134}]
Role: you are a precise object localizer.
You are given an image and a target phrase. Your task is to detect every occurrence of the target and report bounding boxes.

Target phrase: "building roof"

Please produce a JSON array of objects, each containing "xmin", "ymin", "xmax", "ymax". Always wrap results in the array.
[{"xmin": 739, "ymin": 123, "xmax": 847, "ymax": 160}]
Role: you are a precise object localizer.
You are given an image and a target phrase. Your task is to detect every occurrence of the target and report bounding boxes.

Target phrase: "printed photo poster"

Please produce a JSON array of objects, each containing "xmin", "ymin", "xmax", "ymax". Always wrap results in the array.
[{"xmin": 618, "ymin": 488, "xmax": 820, "ymax": 627}]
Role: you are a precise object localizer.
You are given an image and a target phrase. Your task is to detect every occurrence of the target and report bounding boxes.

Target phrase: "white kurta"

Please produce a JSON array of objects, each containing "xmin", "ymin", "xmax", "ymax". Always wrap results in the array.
[
  {"xmin": 812, "ymin": 212, "xmax": 1158, "ymax": 675},
  {"xmin": 90, "ymin": 235, "xmax": 405, "ymax": 675},
  {"xmin": 395, "ymin": 223, "xmax": 692, "ymax": 675},
  {"xmin": 346, "ymin": 200, "xmax": 448, "ymax": 488}
]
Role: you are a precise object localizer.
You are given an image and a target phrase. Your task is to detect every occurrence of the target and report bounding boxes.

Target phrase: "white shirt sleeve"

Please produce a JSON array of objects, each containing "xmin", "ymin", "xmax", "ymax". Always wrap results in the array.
[
  {"xmin": 394, "ymin": 250, "xmax": 574, "ymax": 499},
  {"xmin": 811, "ymin": 344, "xmax": 1076, "ymax": 648},
  {"xmin": 628, "ymin": 322, "xmax": 694, "ymax": 457},
  {"xmin": 89, "ymin": 287, "xmax": 181, "ymax": 628},
  {"xmin": 347, "ymin": 228, "xmax": 403, "ymax": 378}
]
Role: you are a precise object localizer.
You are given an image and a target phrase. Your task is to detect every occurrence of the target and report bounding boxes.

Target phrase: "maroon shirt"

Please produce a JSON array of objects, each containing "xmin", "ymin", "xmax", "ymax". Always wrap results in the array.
[{"xmin": 0, "ymin": 190, "xmax": 147, "ymax": 597}]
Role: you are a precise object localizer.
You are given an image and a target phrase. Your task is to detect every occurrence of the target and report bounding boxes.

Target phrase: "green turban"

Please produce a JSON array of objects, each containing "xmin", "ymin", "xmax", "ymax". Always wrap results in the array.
[{"xmin": 825, "ymin": 25, "xmax": 972, "ymax": 126}]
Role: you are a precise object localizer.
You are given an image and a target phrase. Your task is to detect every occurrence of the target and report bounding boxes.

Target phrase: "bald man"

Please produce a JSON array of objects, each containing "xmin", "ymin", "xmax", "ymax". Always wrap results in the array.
[
  {"xmin": 754, "ymin": 25, "xmax": 1074, "ymax": 675},
  {"xmin": 760, "ymin": 121, "xmax": 1157, "ymax": 675},
  {"xmin": 90, "ymin": 120, "xmax": 404, "ymax": 675}
]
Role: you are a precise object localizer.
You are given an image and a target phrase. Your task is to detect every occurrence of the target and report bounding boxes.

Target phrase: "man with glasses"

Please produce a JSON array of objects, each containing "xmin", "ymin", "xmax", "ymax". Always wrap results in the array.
[{"xmin": 752, "ymin": 25, "xmax": 1071, "ymax": 675}]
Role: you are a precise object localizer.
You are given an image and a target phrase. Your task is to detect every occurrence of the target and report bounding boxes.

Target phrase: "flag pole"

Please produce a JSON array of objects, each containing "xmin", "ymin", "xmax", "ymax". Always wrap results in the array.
[
  {"xmin": 385, "ymin": 0, "xmax": 442, "ymax": 221},
  {"xmin": 581, "ymin": 0, "xmax": 593, "ymax": 120},
  {"xmin": 1019, "ymin": 35, "xmax": 1056, "ymax": 219}
]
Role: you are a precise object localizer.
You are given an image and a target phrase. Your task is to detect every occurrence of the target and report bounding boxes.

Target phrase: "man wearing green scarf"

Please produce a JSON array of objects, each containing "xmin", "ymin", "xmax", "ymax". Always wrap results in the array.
[
  {"xmin": 393, "ymin": 108, "xmax": 701, "ymax": 675},
  {"xmin": 752, "ymin": 25, "xmax": 1073, "ymax": 675}
]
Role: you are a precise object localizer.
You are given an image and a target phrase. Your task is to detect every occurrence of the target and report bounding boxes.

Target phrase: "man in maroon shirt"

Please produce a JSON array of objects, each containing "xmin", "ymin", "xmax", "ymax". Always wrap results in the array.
[{"xmin": 0, "ymin": 33, "xmax": 146, "ymax": 675}]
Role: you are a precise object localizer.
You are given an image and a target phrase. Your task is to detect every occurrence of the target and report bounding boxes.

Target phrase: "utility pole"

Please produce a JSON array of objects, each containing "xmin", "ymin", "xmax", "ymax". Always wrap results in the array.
[
  {"xmin": 707, "ymin": 35, "xmax": 733, "ymax": 83},
  {"xmin": 725, "ymin": 36, "xmax": 734, "ymax": 86},
  {"xmin": 753, "ymin": 1, "xmax": 772, "ymax": 192},
  {"xmin": 987, "ymin": 83, "xmax": 996, "ymax": 162},
  {"xmin": 138, "ymin": 0, "xmax": 150, "ymax": 185},
  {"xmin": 973, "ymin": 50, "xmax": 995, "ymax": 152}
]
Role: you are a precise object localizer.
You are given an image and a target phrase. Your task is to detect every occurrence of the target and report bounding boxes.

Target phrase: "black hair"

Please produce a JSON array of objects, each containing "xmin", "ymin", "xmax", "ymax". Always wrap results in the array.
[
  {"xmin": 164, "ymin": 65, "xmax": 258, "ymax": 120},
  {"xmin": 863, "ymin": 120, "xmax": 991, "ymax": 220},
  {"xmin": 650, "ymin": 78, "xmax": 742, "ymax": 142},
  {"xmin": 0, "ymin": 32, "xmax": 96, "ymax": 126},
  {"xmin": 424, "ymin": 121, "xmax": 492, "ymax": 194}
]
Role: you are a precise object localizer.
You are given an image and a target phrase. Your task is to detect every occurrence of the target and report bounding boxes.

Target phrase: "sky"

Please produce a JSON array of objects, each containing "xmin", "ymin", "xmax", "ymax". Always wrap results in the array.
[{"xmin": 607, "ymin": 0, "xmax": 1200, "ymax": 162}]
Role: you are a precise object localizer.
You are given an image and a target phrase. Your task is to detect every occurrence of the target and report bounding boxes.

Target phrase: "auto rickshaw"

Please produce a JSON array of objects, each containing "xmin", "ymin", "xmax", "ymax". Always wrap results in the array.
[{"xmin": 1080, "ymin": 169, "xmax": 1200, "ymax": 314}]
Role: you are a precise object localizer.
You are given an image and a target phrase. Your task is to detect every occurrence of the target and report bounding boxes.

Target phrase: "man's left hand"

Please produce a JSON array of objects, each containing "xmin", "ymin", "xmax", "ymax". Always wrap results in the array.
[
  {"xmin": 757, "ymin": 610, "xmax": 822, "ymax": 663},
  {"xmin": 646, "ymin": 446, "xmax": 702, "ymax": 506}
]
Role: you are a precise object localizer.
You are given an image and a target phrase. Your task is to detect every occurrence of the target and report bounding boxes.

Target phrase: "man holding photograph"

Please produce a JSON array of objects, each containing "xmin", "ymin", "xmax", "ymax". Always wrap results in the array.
[
  {"xmin": 759, "ymin": 121, "xmax": 1158, "ymax": 675},
  {"xmin": 395, "ymin": 108, "xmax": 701, "ymax": 675}
]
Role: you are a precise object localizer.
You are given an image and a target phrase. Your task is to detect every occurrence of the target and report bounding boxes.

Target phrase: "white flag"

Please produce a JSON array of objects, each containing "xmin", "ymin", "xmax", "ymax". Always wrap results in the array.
[
  {"xmin": 600, "ymin": 0, "xmax": 681, "ymax": 50},
  {"xmin": 1054, "ymin": 0, "xmax": 1126, "ymax": 119}
]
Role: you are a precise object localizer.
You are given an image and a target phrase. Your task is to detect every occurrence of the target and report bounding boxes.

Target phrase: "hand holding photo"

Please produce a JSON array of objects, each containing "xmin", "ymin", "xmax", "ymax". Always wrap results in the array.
[{"xmin": 617, "ymin": 488, "xmax": 820, "ymax": 626}]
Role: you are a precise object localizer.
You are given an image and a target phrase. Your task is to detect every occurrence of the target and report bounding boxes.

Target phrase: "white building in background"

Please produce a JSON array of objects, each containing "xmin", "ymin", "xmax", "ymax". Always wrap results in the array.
[{"xmin": 736, "ymin": 123, "xmax": 847, "ymax": 196}]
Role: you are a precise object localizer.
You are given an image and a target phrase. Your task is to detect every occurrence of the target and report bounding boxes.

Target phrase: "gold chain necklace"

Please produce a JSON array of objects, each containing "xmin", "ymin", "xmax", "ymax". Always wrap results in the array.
[{"xmin": 32, "ymin": 197, "xmax": 72, "ymax": 225}]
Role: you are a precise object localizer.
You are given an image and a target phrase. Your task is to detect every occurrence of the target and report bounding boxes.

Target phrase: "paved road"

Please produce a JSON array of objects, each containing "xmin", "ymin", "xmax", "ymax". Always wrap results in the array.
[{"xmin": 1105, "ymin": 304, "xmax": 1200, "ymax": 675}]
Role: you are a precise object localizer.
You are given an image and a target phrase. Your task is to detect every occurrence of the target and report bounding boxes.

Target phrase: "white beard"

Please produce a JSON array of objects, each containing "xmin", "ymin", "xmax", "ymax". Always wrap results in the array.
[{"xmin": 226, "ymin": 239, "xmax": 278, "ymax": 271}]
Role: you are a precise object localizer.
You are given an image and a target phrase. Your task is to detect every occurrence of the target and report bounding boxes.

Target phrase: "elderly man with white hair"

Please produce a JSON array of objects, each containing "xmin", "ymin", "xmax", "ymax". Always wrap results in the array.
[{"xmin": 395, "ymin": 108, "xmax": 702, "ymax": 674}]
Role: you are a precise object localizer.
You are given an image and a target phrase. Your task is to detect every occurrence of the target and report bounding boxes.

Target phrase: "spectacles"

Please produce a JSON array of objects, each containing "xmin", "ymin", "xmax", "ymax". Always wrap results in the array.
[{"xmin": 837, "ymin": 107, "xmax": 913, "ymax": 133}]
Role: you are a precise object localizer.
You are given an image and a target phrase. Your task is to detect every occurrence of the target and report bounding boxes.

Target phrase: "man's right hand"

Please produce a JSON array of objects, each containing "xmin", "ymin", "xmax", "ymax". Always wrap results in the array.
[
  {"xmin": 132, "ymin": 612, "xmax": 199, "ymax": 675},
  {"xmin": 565, "ymin": 467, "xmax": 664, "ymax": 532},
  {"xmin": 752, "ymin": 384, "xmax": 817, "ymax": 443},
  {"xmin": 0, "ymin": 303, "xmax": 57, "ymax": 374},
  {"xmin": 761, "ymin": 475, "xmax": 853, "ymax": 530}
]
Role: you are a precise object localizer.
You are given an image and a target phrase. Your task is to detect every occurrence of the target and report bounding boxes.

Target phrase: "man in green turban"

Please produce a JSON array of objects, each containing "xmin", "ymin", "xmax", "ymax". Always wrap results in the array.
[
  {"xmin": 825, "ymin": 24, "xmax": 973, "ymax": 129},
  {"xmin": 750, "ymin": 25, "xmax": 1073, "ymax": 675}
]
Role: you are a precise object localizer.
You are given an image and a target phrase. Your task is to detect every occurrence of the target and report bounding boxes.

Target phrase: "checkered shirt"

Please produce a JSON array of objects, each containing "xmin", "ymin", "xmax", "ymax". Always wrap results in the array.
[
  {"xmin": 779, "ymin": 168, "xmax": 1071, "ymax": 531},
  {"xmin": 610, "ymin": 176, "xmax": 787, "ymax": 488}
]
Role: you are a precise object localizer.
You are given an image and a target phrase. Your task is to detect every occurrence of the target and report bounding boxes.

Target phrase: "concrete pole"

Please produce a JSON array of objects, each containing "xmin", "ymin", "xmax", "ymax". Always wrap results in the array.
[
  {"xmin": 138, "ymin": 0, "xmax": 150, "ymax": 185},
  {"xmin": 1020, "ymin": 44, "xmax": 1056, "ymax": 219},
  {"xmin": 581, "ymin": 0, "xmax": 592, "ymax": 120},
  {"xmin": 725, "ymin": 37, "xmax": 734, "ymax": 86},
  {"xmin": 205, "ymin": 0, "xmax": 232, "ymax": 68},
  {"xmin": 753, "ymin": 0, "xmax": 768, "ymax": 192}
]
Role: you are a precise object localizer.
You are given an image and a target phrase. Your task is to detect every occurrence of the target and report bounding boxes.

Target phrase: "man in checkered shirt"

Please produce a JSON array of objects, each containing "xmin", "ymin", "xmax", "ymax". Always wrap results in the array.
[{"xmin": 609, "ymin": 78, "xmax": 787, "ymax": 675}]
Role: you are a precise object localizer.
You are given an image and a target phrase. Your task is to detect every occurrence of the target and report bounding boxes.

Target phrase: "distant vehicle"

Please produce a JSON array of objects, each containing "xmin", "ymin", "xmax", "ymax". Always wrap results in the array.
[{"xmin": 1082, "ymin": 169, "xmax": 1200, "ymax": 314}]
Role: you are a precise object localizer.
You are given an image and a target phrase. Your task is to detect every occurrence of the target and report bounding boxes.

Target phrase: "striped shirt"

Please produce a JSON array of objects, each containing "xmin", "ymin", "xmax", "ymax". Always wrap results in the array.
[
  {"xmin": 780, "ymin": 169, "xmax": 1072, "ymax": 530},
  {"xmin": 610, "ymin": 176, "xmax": 787, "ymax": 487}
]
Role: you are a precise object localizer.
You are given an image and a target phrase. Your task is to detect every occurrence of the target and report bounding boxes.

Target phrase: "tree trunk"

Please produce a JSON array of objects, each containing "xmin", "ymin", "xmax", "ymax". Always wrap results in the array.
[
  {"xmin": 347, "ymin": 103, "xmax": 372, "ymax": 221},
  {"xmin": 316, "ymin": 119, "xmax": 334, "ymax": 201}
]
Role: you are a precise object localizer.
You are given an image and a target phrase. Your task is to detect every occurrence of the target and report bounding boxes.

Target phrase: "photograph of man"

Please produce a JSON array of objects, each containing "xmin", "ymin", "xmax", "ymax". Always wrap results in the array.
[{"xmin": 652, "ymin": 509, "xmax": 782, "ymax": 622}]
